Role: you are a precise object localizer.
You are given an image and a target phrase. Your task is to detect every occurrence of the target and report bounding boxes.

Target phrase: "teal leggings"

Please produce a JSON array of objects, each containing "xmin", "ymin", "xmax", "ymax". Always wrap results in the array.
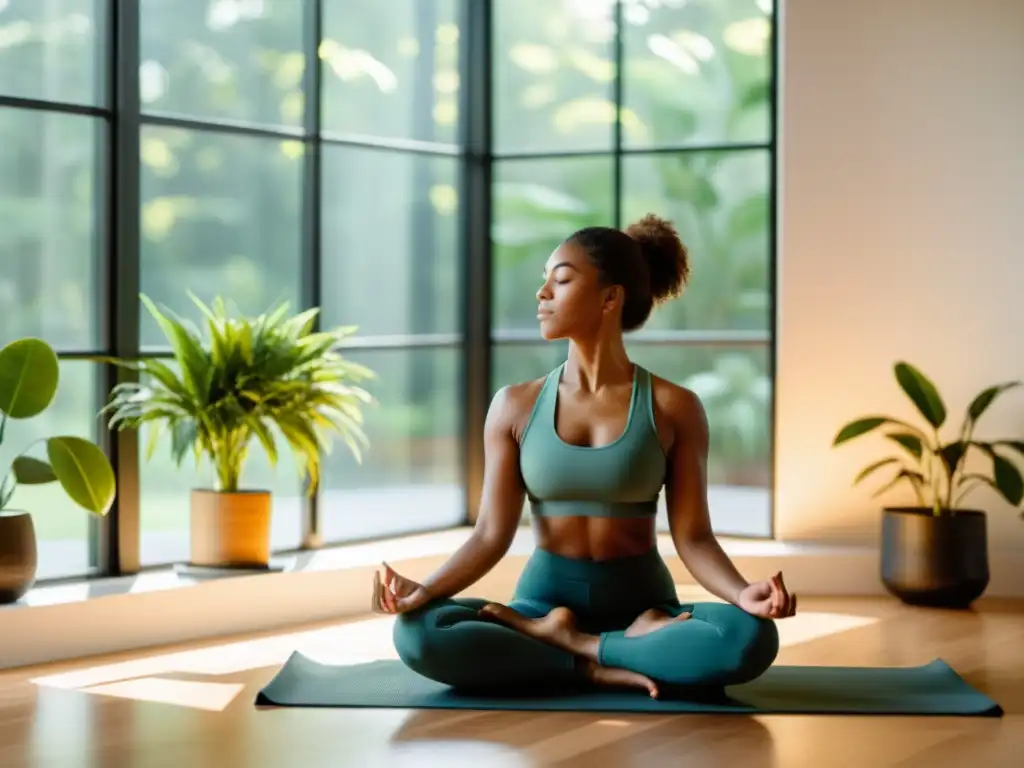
[{"xmin": 393, "ymin": 547, "xmax": 779, "ymax": 693}]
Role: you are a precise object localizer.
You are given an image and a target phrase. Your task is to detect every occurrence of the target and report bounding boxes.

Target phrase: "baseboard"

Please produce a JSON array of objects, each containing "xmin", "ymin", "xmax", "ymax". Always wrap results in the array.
[{"xmin": 1, "ymin": 528, "xmax": 1021, "ymax": 671}]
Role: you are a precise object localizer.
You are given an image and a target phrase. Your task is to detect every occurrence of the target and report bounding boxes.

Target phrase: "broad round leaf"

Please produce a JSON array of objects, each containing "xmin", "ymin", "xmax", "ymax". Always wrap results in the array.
[
  {"xmin": 0, "ymin": 338, "xmax": 59, "ymax": 418},
  {"xmin": 46, "ymin": 436, "xmax": 116, "ymax": 515},
  {"xmin": 894, "ymin": 362, "xmax": 946, "ymax": 428},
  {"xmin": 12, "ymin": 456, "xmax": 57, "ymax": 485}
]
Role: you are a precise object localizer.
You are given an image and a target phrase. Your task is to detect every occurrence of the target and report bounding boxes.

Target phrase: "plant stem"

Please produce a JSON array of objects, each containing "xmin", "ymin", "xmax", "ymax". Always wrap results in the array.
[{"xmin": 0, "ymin": 411, "xmax": 7, "ymax": 445}]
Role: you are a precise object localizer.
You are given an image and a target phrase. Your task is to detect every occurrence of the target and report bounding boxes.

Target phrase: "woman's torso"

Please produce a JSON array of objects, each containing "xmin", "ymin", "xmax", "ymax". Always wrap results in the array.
[{"xmin": 513, "ymin": 362, "xmax": 675, "ymax": 561}]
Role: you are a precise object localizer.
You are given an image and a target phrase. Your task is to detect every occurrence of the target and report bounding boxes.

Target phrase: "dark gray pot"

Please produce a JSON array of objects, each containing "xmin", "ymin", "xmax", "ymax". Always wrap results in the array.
[
  {"xmin": 0, "ymin": 511, "xmax": 38, "ymax": 604},
  {"xmin": 881, "ymin": 506, "xmax": 989, "ymax": 609}
]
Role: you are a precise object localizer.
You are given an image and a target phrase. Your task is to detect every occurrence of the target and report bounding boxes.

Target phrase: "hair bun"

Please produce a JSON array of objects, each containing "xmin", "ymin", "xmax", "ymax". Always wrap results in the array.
[{"xmin": 625, "ymin": 214, "xmax": 690, "ymax": 303}]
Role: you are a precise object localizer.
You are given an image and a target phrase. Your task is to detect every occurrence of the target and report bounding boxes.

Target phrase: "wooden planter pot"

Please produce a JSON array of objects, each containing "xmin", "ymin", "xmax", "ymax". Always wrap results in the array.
[{"xmin": 189, "ymin": 489, "xmax": 272, "ymax": 569}]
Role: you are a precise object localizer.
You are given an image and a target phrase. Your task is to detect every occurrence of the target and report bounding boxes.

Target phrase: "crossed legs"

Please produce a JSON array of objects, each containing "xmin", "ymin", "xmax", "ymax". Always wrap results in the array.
[{"xmin": 394, "ymin": 596, "xmax": 779, "ymax": 698}]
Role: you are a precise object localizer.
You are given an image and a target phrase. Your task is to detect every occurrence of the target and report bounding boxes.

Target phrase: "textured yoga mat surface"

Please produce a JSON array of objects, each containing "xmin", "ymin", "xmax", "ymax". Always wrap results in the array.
[{"xmin": 255, "ymin": 654, "xmax": 1003, "ymax": 716}]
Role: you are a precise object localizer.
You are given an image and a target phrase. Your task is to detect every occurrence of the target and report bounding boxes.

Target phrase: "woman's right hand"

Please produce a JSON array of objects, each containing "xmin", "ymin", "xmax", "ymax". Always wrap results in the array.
[{"xmin": 372, "ymin": 562, "xmax": 434, "ymax": 614}]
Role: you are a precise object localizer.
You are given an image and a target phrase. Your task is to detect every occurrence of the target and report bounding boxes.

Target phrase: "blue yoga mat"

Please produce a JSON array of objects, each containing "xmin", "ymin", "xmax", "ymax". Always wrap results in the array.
[{"xmin": 255, "ymin": 654, "xmax": 1002, "ymax": 716}]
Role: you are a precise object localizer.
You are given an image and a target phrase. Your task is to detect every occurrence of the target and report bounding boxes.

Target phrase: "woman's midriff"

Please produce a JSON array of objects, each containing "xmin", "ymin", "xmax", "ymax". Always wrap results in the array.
[{"xmin": 531, "ymin": 515, "xmax": 657, "ymax": 561}]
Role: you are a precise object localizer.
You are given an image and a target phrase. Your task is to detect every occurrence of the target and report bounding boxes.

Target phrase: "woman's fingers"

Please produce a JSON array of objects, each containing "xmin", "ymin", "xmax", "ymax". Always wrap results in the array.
[
  {"xmin": 371, "ymin": 571, "xmax": 386, "ymax": 613},
  {"xmin": 384, "ymin": 561, "xmax": 413, "ymax": 598}
]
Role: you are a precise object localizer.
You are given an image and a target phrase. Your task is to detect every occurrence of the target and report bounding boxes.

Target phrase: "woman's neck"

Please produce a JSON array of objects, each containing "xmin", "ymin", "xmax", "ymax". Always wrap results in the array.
[{"xmin": 564, "ymin": 333, "xmax": 632, "ymax": 394}]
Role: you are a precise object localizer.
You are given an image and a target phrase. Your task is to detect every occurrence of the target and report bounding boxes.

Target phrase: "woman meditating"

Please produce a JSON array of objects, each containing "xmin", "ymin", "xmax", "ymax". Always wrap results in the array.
[{"xmin": 372, "ymin": 214, "xmax": 796, "ymax": 699}]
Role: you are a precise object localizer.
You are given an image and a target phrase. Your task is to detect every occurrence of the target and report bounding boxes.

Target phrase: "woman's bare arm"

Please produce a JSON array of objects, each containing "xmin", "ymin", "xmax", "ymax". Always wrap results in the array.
[
  {"xmin": 662, "ymin": 385, "xmax": 750, "ymax": 605},
  {"xmin": 418, "ymin": 384, "xmax": 528, "ymax": 599}
]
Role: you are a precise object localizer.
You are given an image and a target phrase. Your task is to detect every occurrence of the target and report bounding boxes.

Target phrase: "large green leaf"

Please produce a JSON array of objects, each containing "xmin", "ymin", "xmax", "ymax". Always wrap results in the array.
[
  {"xmin": 12, "ymin": 456, "xmax": 57, "ymax": 485},
  {"xmin": 46, "ymin": 436, "xmax": 116, "ymax": 515},
  {"xmin": 894, "ymin": 362, "xmax": 946, "ymax": 428},
  {"xmin": 939, "ymin": 441, "xmax": 968, "ymax": 479},
  {"xmin": 833, "ymin": 417, "xmax": 886, "ymax": 445},
  {"xmin": 966, "ymin": 381, "xmax": 1021, "ymax": 424},
  {"xmin": 975, "ymin": 444, "xmax": 1024, "ymax": 506},
  {"xmin": 886, "ymin": 432, "xmax": 923, "ymax": 460},
  {"xmin": 833, "ymin": 415, "xmax": 928, "ymax": 446},
  {"xmin": 853, "ymin": 457, "xmax": 900, "ymax": 485},
  {"xmin": 0, "ymin": 338, "xmax": 60, "ymax": 419},
  {"xmin": 872, "ymin": 468, "xmax": 927, "ymax": 499}
]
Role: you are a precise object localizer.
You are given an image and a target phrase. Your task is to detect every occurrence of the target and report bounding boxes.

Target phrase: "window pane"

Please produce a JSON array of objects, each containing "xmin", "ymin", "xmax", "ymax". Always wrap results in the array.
[
  {"xmin": 490, "ymin": 343, "xmax": 771, "ymax": 537},
  {"xmin": 137, "ymin": 368, "xmax": 303, "ymax": 567},
  {"xmin": 139, "ymin": 126, "xmax": 302, "ymax": 349},
  {"xmin": 4, "ymin": 361, "xmax": 98, "ymax": 579},
  {"xmin": 492, "ymin": 157, "xmax": 614, "ymax": 331},
  {"xmin": 321, "ymin": 0, "xmax": 460, "ymax": 144},
  {"xmin": 321, "ymin": 148, "xmax": 460, "ymax": 336},
  {"xmin": 621, "ymin": 149, "xmax": 770, "ymax": 331},
  {"xmin": 0, "ymin": 109, "xmax": 100, "ymax": 351},
  {"xmin": 0, "ymin": 0, "xmax": 102, "ymax": 105},
  {"xmin": 494, "ymin": 0, "xmax": 616, "ymax": 154},
  {"xmin": 139, "ymin": 0, "xmax": 305, "ymax": 128},
  {"xmin": 321, "ymin": 347, "xmax": 463, "ymax": 543},
  {"xmin": 621, "ymin": 0, "xmax": 772, "ymax": 148}
]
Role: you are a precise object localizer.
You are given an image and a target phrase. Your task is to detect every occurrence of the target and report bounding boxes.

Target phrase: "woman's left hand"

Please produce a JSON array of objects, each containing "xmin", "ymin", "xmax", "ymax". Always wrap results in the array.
[{"xmin": 737, "ymin": 571, "xmax": 797, "ymax": 619}]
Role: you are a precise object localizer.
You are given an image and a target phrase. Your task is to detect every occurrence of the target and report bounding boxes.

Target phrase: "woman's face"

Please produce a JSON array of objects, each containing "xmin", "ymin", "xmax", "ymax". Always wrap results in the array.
[{"xmin": 535, "ymin": 242, "xmax": 620, "ymax": 341}]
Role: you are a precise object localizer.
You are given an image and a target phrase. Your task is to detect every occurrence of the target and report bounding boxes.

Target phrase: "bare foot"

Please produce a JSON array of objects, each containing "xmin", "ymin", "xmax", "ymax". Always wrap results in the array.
[
  {"xmin": 624, "ymin": 608, "xmax": 692, "ymax": 638},
  {"xmin": 478, "ymin": 604, "xmax": 600, "ymax": 660},
  {"xmin": 579, "ymin": 658, "xmax": 659, "ymax": 699}
]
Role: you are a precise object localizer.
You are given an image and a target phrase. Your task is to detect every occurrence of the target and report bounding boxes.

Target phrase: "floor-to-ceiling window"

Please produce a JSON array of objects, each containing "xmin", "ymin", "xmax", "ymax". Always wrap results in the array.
[
  {"xmin": 0, "ymin": 0, "xmax": 775, "ymax": 581},
  {"xmin": 0, "ymin": 0, "xmax": 106, "ymax": 578}
]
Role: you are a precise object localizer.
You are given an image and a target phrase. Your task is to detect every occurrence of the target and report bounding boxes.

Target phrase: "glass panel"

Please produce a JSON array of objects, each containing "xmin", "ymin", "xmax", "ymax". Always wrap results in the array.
[
  {"xmin": 0, "ymin": 109, "xmax": 100, "ymax": 350},
  {"xmin": 139, "ymin": 0, "xmax": 305, "ymax": 128},
  {"xmin": 320, "ymin": 147, "xmax": 460, "ymax": 336},
  {"xmin": 492, "ymin": 342, "xmax": 568, "ymax": 394},
  {"xmin": 321, "ymin": 0, "xmax": 460, "ymax": 144},
  {"xmin": 0, "ymin": 0, "xmax": 102, "ymax": 105},
  {"xmin": 320, "ymin": 347, "xmax": 463, "ymax": 543},
  {"xmin": 621, "ymin": 149, "xmax": 770, "ymax": 331},
  {"xmin": 139, "ymin": 125, "xmax": 303, "ymax": 349},
  {"xmin": 494, "ymin": 0, "xmax": 616, "ymax": 154},
  {"xmin": 3, "ymin": 362, "xmax": 98, "ymax": 579},
  {"xmin": 489, "ymin": 342, "xmax": 771, "ymax": 537},
  {"xmin": 137, "ymin": 366, "xmax": 303, "ymax": 567},
  {"xmin": 621, "ymin": 0, "xmax": 772, "ymax": 148},
  {"xmin": 492, "ymin": 156, "xmax": 614, "ymax": 331}
]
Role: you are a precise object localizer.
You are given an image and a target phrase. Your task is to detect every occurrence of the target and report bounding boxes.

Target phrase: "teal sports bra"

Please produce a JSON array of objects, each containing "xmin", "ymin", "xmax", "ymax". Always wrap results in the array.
[{"xmin": 518, "ymin": 362, "xmax": 667, "ymax": 519}]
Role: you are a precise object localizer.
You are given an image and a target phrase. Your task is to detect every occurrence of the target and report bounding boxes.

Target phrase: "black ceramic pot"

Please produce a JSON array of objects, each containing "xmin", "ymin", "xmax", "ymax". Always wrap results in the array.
[
  {"xmin": 880, "ymin": 506, "xmax": 989, "ymax": 609},
  {"xmin": 0, "ymin": 511, "xmax": 38, "ymax": 604}
]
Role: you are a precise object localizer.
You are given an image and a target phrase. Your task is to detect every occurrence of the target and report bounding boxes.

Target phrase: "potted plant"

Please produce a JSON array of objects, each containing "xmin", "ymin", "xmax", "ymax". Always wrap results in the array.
[
  {"xmin": 833, "ymin": 361, "xmax": 1024, "ymax": 609},
  {"xmin": 103, "ymin": 294, "xmax": 375, "ymax": 570},
  {"xmin": 0, "ymin": 338, "xmax": 116, "ymax": 603}
]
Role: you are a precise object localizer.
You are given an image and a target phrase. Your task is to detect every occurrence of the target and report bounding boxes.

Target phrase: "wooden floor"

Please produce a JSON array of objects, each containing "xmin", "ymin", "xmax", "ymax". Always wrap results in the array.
[{"xmin": 1, "ymin": 592, "xmax": 1021, "ymax": 767}]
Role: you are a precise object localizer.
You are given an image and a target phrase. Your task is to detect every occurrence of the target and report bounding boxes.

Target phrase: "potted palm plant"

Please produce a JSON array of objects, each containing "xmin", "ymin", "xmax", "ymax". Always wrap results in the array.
[
  {"xmin": 103, "ymin": 294, "xmax": 375, "ymax": 570},
  {"xmin": 0, "ymin": 337, "xmax": 116, "ymax": 603},
  {"xmin": 833, "ymin": 361, "xmax": 1024, "ymax": 608}
]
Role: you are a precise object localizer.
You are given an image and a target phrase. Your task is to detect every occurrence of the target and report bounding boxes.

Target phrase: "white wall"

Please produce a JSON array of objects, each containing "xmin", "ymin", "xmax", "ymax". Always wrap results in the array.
[{"xmin": 776, "ymin": 0, "xmax": 1024, "ymax": 550}]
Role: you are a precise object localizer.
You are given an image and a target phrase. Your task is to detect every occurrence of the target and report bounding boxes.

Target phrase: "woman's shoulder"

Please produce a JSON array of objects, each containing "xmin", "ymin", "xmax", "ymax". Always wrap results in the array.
[
  {"xmin": 647, "ymin": 370, "xmax": 709, "ymax": 430},
  {"xmin": 488, "ymin": 374, "xmax": 550, "ymax": 442}
]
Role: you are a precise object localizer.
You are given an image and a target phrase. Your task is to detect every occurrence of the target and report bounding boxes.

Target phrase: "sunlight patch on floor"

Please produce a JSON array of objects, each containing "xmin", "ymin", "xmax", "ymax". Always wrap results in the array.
[
  {"xmin": 31, "ymin": 615, "xmax": 397, "ymax": 691},
  {"xmin": 82, "ymin": 677, "xmax": 245, "ymax": 711}
]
